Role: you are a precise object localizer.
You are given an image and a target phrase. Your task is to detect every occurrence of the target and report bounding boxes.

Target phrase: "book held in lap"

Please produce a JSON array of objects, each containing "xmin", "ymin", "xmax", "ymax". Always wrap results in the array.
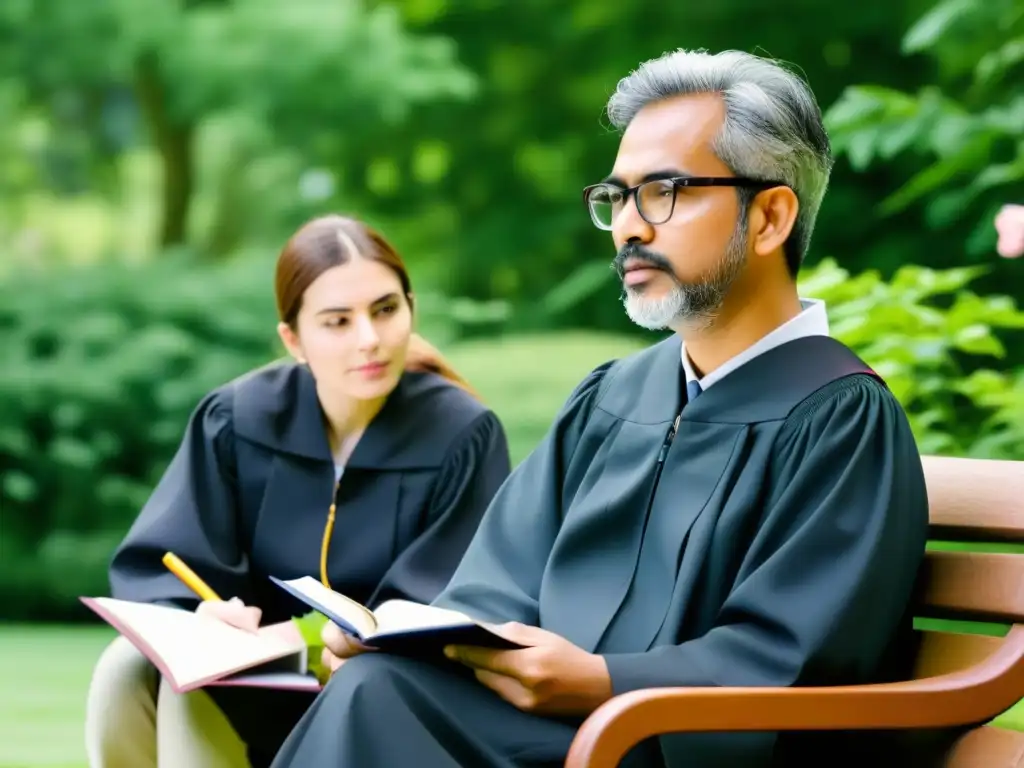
[
  {"xmin": 269, "ymin": 576, "xmax": 525, "ymax": 654},
  {"xmin": 81, "ymin": 596, "xmax": 321, "ymax": 694}
]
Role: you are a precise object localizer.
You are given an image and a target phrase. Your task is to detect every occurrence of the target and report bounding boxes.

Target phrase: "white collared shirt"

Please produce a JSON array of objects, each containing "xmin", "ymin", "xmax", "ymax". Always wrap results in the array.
[{"xmin": 680, "ymin": 298, "xmax": 830, "ymax": 391}]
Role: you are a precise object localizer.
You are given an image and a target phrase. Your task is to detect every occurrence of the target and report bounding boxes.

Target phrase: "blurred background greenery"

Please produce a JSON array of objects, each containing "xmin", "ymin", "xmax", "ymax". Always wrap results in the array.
[{"xmin": 1, "ymin": 0, "xmax": 1024, "ymax": 764}]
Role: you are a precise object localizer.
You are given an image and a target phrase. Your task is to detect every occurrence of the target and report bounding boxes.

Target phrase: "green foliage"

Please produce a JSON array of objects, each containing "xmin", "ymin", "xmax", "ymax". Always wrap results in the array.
[
  {"xmin": 0, "ymin": 0, "xmax": 477, "ymax": 258},
  {"xmin": 6, "ymin": 0, "xmax": 1016, "ymax": 330},
  {"xmin": 0, "ymin": 0, "xmax": 476, "ymax": 130},
  {"xmin": 824, "ymin": 0, "xmax": 1024, "ymax": 253},
  {"xmin": 819, "ymin": 0, "xmax": 1024, "ymax": 461},
  {"xmin": 0, "ymin": 255, "xmax": 274, "ymax": 617},
  {"xmin": 800, "ymin": 258, "xmax": 1024, "ymax": 457}
]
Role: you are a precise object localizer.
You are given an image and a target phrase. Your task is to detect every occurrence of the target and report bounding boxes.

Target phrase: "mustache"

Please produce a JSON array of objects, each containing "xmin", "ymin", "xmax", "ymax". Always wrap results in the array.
[{"xmin": 611, "ymin": 244, "xmax": 674, "ymax": 279}]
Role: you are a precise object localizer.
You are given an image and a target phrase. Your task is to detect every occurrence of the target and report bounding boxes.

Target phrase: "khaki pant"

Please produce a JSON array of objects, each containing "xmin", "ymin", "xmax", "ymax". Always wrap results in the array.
[{"xmin": 85, "ymin": 636, "xmax": 251, "ymax": 767}]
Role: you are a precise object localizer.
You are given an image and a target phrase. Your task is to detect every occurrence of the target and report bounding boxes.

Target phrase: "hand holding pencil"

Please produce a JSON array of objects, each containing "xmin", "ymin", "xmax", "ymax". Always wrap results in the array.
[{"xmin": 162, "ymin": 551, "xmax": 262, "ymax": 633}]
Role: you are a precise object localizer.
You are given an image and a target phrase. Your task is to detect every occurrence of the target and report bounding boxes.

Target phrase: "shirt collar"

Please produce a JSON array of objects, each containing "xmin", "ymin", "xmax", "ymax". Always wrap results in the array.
[{"xmin": 681, "ymin": 298, "xmax": 830, "ymax": 390}]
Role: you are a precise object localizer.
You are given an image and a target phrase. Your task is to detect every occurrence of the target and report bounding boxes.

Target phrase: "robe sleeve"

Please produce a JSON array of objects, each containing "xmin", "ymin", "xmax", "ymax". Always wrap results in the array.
[
  {"xmin": 432, "ymin": 362, "xmax": 614, "ymax": 624},
  {"xmin": 602, "ymin": 375, "xmax": 929, "ymax": 693},
  {"xmin": 369, "ymin": 410, "xmax": 513, "ymax": 607},
  {"xmin": 108, "ymin": 389, "xmax": 253, "ymax": 611}
]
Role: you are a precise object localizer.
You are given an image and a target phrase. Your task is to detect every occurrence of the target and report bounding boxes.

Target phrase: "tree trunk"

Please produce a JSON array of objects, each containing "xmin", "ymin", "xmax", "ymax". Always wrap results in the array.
[{"xmin": 133, "ymin": 50, "xmax": 194, "ymax": 250}]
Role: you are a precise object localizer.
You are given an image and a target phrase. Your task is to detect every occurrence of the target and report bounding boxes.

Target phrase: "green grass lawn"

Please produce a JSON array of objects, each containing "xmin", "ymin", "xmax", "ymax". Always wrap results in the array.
[
  {"xmin": 1, "ymin": 622, "xmax": 1022, "ymax": 767},
  {"xmin": 0, "ymin": 626, "xmax": 114, "ymax": 768},
  {"xmin": 448, "ymin": 331, "xmax": 648, "ymax": 463}
]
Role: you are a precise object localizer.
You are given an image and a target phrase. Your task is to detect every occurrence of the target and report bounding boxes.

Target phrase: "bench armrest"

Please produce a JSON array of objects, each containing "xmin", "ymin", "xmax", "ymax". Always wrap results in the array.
[{"xmin": 566, "ymin": 626, "xmax": 1024, "ymax": 768}]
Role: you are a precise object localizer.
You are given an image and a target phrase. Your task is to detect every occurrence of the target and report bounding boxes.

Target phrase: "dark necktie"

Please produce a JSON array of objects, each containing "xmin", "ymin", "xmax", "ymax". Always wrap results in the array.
[{"xmin": 686, "ymin": 379, "xmax": 703, "ymax": 404}]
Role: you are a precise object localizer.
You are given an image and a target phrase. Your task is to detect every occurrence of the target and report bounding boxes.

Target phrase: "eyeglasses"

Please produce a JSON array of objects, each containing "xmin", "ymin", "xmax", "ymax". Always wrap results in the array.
[{"xmin": 582, "ymin": 176, "xmax": 783, "ymax": 231}]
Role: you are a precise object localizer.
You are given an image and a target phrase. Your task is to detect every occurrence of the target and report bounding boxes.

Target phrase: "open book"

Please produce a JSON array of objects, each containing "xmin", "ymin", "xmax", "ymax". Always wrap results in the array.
[
  {"xmin": 270, "ymin": 576, "xmax": 525, "ymax": 656},
  {"xmin": 81, "ymin": 597, "xmax": 322, "ymax": 694}
]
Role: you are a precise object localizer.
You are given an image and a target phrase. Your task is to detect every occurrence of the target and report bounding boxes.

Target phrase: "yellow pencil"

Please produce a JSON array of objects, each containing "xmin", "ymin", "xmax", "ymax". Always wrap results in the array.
[{"xmin": 162, "ymin": 551, "xmax": 222, "ymax": 602}]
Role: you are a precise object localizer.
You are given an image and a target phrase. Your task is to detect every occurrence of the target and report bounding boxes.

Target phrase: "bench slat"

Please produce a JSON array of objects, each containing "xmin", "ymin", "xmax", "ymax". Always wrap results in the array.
[
  {"xmin": 918, "ymin": 551, "xmax": 1024, "ymax": 623},
  {"xmin": 923, "ymin": 456, "xmax": 1024, "ymax": 542},
  {"xmin": 915, "ymin": 630, "xmax": 1004, "ymax": 678}
]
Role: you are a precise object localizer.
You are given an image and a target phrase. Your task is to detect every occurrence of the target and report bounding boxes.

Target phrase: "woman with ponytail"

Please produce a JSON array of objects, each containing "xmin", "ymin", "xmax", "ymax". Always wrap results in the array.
[{"xmin": 85, "ymin": 214, "xmax": 512, "ymax": 767}]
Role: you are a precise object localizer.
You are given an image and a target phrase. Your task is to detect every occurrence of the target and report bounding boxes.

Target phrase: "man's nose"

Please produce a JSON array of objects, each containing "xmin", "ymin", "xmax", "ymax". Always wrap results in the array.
[{"xmin": 612, "ymin": 195, "xmax": 655, "ymax": 249}]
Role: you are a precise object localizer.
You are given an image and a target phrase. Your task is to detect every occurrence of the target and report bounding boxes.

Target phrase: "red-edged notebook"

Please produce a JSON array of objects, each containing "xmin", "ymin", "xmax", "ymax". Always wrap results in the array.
[{"xmin": 81, "ymin": 596, "xmax": 322, "ymax": 694}]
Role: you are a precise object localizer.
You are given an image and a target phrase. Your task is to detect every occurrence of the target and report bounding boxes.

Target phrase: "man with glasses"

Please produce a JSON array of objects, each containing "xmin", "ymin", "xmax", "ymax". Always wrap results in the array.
[{"xmin": 271, "ymin": 49, "xmax": 928, "ymax": 768}]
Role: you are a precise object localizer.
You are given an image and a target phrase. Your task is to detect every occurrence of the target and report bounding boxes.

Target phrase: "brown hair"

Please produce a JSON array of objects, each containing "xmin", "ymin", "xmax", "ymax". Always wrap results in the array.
[{"xmin": 274, "ymin": 214, "xmax": 480, "ymax": 399}]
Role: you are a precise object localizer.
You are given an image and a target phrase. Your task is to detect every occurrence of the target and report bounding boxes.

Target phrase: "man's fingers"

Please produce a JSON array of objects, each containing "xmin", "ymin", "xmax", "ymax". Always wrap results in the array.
[
  {"xmin": 321, "ymin": 622, "xmax": 355, "ymax": 655},
  {"xmin": 473, "ymin": 669, "xmax": 534, "ymax": 711},
  {"xmin": 321, "ymin": 622, "xmax": 375, "ymax": 657},
  {"xmin": 321, "ymin": 647, "xmax": 346, "ymax": 672},
  {"xmin": 481, "ymin": 621, "xmax": 546, "ymax": 646},
  {"xmin": 445, "ymin": 645, "xmax": 523, "ymax": 677}
]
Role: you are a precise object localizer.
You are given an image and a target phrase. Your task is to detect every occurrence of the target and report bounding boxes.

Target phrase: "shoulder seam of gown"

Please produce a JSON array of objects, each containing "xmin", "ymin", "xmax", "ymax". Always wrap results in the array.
[
  {"xmin": 779, "ymin": 373, "xmax": 889, "ymax": 435},
  {"xmin": 204, "ymin": 388, "xmax": 240, "ymax": 484},
  {"xmin": 590, "ymin": 358, "xmax": 625, "ymax": 407},
  {"xmin": 440, "ymin": 409, "xmax": 499, "ymax": 464},
  {"xmin": 425, "ymin": 410, "xmax": 502, "ymax": 508}
]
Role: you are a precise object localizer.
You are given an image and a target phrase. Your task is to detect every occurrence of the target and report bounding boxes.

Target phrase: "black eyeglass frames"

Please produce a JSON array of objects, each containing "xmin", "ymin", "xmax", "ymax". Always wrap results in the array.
[{"xmin": 582, "ymin": 176, "xmax": 784, "ymax": 230}]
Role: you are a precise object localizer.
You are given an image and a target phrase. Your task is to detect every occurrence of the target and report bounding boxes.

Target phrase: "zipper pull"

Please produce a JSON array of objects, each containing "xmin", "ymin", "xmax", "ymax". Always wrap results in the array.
[{"xmin": 657, "ymin": 422, "xmax": 678, "ymax": 465}]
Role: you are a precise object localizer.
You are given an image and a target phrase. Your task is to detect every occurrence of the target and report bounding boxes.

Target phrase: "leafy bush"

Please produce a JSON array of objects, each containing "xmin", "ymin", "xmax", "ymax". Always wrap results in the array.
[
  {"xmin": 823, "ymin": 0, "xmax": 1024, "ymax": 255},
  {"xmin": 801, "ymin": 257, "xmax": 1024, "ymax": 458}
]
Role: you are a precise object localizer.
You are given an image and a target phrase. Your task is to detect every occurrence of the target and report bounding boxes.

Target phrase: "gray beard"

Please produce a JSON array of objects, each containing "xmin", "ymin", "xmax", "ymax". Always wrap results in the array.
[{"xmin": 621, "ymin": 228, "xmax": 747, "ymax": 331}]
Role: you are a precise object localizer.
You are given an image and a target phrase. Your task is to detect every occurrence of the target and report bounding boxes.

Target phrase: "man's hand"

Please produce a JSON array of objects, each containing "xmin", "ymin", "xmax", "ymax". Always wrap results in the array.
[
  {"xmin": 443, "ymin": 622, "xmax": 612, "ymax": 717},
  {"xmin": 320, "ymin": 621, "xmax": 377, "ymax": 678}
]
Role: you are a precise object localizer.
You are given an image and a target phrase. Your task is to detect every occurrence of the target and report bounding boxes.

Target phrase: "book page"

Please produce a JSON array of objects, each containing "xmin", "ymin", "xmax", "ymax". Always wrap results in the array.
[
  {"xmin": 86, "ymin": 598, "xmax": 303, "ymax": 692},
  {"xmin": 272, "ymin": 576, "xmax": 378, "ymax": 638},
  {"xmin": 370, "ymin": 600, "xmax": 475, "ymax": 638}
]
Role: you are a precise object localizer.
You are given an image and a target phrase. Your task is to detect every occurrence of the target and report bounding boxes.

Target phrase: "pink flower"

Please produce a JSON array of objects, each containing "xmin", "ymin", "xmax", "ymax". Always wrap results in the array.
[{"xmin": 994, "ymin": 204, "xmax": 1024, "ymax": 259}]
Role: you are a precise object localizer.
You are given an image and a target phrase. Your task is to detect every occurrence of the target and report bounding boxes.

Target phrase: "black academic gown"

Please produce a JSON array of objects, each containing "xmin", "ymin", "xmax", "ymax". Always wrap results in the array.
[
  {"xmin": 107, "ymin": 361, "xmax": 512, "ymax": 764},
  {"xmin": 270, "ymin": 335, "xmax": 930, "ymax": 768}
]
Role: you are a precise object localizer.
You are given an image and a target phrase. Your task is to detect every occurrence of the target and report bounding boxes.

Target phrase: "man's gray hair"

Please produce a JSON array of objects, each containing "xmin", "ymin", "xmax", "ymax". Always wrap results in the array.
[{"xmin": 606, "ymin": 49, "xmax": 833, "ymax": 276}]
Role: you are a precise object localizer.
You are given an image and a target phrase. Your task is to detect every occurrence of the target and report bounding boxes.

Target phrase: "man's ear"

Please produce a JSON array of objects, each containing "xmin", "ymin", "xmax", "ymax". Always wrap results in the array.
[
  {"xmin": 749, "ymin": 186, "xmax": 799, "ymax": 258},
  {"xmin": 277, "ymin": 321, "xmax": 306, "ymax": 363}
]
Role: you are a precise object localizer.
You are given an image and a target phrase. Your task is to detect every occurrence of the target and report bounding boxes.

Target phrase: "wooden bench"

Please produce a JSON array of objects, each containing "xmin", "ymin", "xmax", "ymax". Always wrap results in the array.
[{"xmin": 566, "ymin": 455, "xmax": 1024, "ymax": 767}]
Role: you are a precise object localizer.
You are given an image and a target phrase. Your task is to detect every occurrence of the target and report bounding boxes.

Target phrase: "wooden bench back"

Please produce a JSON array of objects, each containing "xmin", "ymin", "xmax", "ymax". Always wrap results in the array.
[
  {"xmin": 915, "ymin": 455, "xmax": 1024, "ymax": 766},
  {"xmin": 916, "ymin": 456, "xmax": 1024, "ymax": 668}
]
